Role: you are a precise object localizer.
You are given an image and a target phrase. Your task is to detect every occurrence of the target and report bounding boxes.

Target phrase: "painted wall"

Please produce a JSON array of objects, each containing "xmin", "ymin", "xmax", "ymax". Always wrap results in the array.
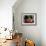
[
  {"xmin": 0, "ymin": 0, "xmax": 16, "ymax": 29},
  {"xmin": 41, "ymin": 0, "xmax": 46, "ymax": 46},
  {"xmin": 13, "ymin": 0, "xmax": 46, "ymax": 46},
  {"xmin": 0, "ymin": 0, "xmax": 17, "ymax": 39}
]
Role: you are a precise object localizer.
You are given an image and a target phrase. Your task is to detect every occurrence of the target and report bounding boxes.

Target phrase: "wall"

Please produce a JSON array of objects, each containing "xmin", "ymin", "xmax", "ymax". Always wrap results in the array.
[
  {"xmin": 13, "ymin": 0, "xmax": 41, "ymax": 46},
  {"xmin": 0, "ymin": 0, "xmax": 17, "ymax": 38},
  {"xmin": 41, "ymin": 0, "xmax": 46, "ymax": 46},
  {"xmin": 13, "ymin": 0, "xmax": 46, "ymax": 46},
  {"xmin": 0, "ymin": 0, "xmax": 16, "ymax": 29}
]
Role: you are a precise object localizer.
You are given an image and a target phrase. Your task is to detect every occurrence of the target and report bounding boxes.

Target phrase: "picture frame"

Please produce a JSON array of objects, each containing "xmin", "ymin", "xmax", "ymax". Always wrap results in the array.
[{"xmin": 21, "ymin": 13, "xmax": 37, "ymax": 26}]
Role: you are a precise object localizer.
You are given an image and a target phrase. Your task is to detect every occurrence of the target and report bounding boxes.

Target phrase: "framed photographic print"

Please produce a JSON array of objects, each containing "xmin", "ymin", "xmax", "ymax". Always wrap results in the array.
[{"xmin": 21, "ymin": 13, "xmax": 37, "ymax": 26}]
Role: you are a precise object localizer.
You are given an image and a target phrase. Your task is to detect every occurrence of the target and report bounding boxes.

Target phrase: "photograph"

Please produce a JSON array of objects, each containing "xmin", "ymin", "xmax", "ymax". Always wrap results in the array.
[
  {"xmin": 24, "ymin": 15, "xmax": 34, "ymax": 23},
  {"xmin": 21, "ymin": 13, "xmax": 37, "ymax": 26}
]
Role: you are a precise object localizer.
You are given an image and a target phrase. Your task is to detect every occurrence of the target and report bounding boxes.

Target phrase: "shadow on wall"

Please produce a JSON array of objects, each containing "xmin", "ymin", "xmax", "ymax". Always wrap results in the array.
[{"xmin": 9, "ymin": 42, "xmax": 16, "ymax": 46}]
